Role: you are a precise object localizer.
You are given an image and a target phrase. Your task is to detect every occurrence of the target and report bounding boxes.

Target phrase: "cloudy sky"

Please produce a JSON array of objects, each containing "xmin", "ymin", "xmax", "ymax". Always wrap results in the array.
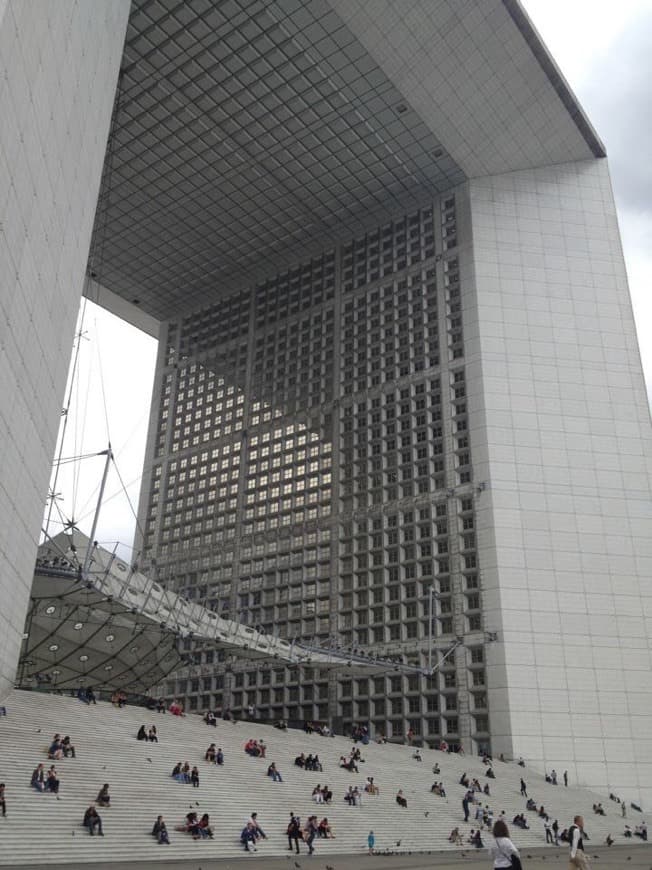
[{"xmin": 46, "ymin": 1, "xmax": 652, "ymax": 558}]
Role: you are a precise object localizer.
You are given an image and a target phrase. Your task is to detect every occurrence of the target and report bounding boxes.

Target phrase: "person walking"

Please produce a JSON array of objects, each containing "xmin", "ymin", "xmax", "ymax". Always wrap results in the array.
[
  {"xmin": 287, "ymin": 813, "xmax": 302, "ymax": 854},
  {"xmin": 488, "ymin": 820, "xmax": 521, "ymax": 869},
  {"xmin": 0, "ymin": 783, "xmax": 6, "ymax": 817},
  {"xmin": 564, "ymin": 769, "xmax": 568, "ymax": 787},
  {"xmin": 568, "ymin": 815, "xmax": 590, "ymax": 869},
  {"xmin": 368, "ymin": 830, "xmax": 375, "ymax": 854},
  {"xmin": 520, "ymin": 778, "xmax": 527, "ymax": 797},
  {"xmin": 544, "ymin": 817, "xmax": 554, "ymax": 844},
  {"xmin": 305, "ymin": 815, "xmax": 318, "ymax": 855},
  {"xmin": 462, "ymin": 792, "xmax": 470, "ymax": 822}
]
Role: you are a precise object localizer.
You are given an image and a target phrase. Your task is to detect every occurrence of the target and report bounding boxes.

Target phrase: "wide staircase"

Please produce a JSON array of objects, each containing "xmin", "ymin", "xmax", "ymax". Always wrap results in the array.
[{"xmin": 0, "ymin": 689, "xmax": 644, "ymax": 864}]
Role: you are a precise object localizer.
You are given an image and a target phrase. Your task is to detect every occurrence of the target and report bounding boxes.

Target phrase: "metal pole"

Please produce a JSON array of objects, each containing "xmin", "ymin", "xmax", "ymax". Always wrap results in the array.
[{"xmin": 83, "ymin": 446, "xmax": 112, "ymax": 574}]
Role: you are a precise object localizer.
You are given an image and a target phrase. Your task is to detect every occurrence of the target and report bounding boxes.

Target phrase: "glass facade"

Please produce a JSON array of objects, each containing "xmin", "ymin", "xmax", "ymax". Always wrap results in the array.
[{"xmin": 139, "ymin": 190, "xmax": 489, "ymax": 748}]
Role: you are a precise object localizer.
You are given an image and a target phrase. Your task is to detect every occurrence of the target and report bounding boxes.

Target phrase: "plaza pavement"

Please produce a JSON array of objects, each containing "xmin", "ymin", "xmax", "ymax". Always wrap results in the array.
[{"xmin": 14, "ymin": 843, "xmax": 651, "ymax": 870}]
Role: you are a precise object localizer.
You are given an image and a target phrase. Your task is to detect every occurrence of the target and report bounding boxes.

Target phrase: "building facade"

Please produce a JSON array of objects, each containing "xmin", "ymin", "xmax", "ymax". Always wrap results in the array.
[
  {"xmin": 1, "ymin": 0, "xmax": 651, "ymax": 806},
  {"xmin": 136, "ymin": 191, "xmax": 490, "ymax": 749}
]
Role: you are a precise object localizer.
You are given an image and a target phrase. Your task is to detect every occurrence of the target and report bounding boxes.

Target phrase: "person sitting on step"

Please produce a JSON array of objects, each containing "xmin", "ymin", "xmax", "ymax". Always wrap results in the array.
[
  {"xmin": 96, "ymin": 784, "xmax": 110, "ymax": 807},
  {"xmin": 183, "ymin": 811, "xmax": 200, "ymax": 839},
  {"xmin": 240, "ymin": 821, "xmax": 257, "ymax": 851},
  {"xmin": 148, "ymin": 726, "xmax": 158, "ymax": 743},
  {"xmin": 396, "ymin": 789, "xmax": 407, "ymax": 808},
  {"xmin": 205, "ymin": 743, "xmax": 216, "ymax": 763},
  {"xmin": 48, "ymin": 735, "xmax": 63, "ymax": 760},
  {"xmin": 244, "ymin": 738, "xmax": 261, "ymax": 757},
  {"xmin": 365, "ymin": 777, "xmax": 379, "ymax": 796},
  {"xmin": 267, "ymin": 762, "xmax": 283, "ymax": 782},
  {"xmin": 198, "ymin": 813, "xmax": 213, "ymax": 839},
  {"xmin": 136, "ymin": 725, "xmax": 147, "ymax": 741},
  {"xmin": 83, "ymin": 805, "xmax": 103, "ymax": 836},
  {"xmin": 45, "ymin": 765, "xmax": 60, "ymax": 794},
  {"xmin": 318, "ymin": 817, "xmax": 334, "ymax": 838},
  {"xmin": 30, "ymin": 764, "xmax": 45, "ymax": 792},
  {"xmin": 61, "ymin": 736, "xmax": 76, "ymax": 758},
  {"xmin": 152, "ymin": 815, "xmax": 170, "ymax": 844},
  {"xmin": 449, "ymin": 827, "xmax": 463, "ymax": 845}
]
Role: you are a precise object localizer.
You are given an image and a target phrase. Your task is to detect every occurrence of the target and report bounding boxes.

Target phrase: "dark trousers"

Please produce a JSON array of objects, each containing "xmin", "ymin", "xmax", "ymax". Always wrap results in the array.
[
  {"xmin": 307, "ymin": 833, "xmax": 316, "ymax": 854},
  {"xmin": 546, "ymin": 830, "xmax": 554, "ymax": 843},
  {"xmin": 85, "ymin": 817, "xmax": 102, "ymax": 835},
  {"xmin": 0, "ymin": 799, "xmax": 5, "ymax": 817},
  {"xmin": 288, "ymin": 835, "xmax": 300, "ymax": 853}
]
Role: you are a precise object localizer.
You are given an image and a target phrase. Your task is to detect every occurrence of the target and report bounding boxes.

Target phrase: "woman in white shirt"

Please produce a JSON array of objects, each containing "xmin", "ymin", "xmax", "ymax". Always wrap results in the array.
[{"xmin": 487, "ymin": 820, "xmax": 521, "ymax": 869}]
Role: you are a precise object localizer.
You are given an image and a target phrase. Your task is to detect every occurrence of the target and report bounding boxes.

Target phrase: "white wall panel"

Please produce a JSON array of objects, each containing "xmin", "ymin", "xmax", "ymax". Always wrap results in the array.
[
  {"xmin": 0, "ymin": 0, "xmax": 130, "ymax": 700},
  {"xmin": 462, "ymin": 158, "xmax": 652, "ymax": 808}
]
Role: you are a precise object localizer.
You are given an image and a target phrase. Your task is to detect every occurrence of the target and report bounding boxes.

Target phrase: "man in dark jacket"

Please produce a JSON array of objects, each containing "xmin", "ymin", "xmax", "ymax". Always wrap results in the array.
[
  {"xmin": 83, "ymin": 806, "xmax": 103, "ymax": 836},
  {"xmin": 287, "ymin": 813, "xmax": 302, "ymax": 853}
]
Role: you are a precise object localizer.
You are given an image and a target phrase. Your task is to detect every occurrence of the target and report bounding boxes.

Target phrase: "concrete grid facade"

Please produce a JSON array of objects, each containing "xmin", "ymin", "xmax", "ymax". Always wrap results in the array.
[
  {"xmin": 137, "ymin": 191, "xmax": 490, "ymax": 750},
  {"xmin": 0, "ymin": 0, "xmax": 651, "ymax": 809}
]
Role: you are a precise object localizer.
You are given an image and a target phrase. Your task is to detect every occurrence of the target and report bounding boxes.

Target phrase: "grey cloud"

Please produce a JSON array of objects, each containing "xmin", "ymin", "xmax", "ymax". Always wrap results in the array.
[{"xmin": 578, "ymin": 12, "xmax": 652, "ymax": 217}]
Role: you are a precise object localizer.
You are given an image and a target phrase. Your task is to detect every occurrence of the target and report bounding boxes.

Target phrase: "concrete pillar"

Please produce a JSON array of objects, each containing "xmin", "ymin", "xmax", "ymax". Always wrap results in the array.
[{"xmin": 0, "ymin": 0, "xmax": 130, "ymax": 699}]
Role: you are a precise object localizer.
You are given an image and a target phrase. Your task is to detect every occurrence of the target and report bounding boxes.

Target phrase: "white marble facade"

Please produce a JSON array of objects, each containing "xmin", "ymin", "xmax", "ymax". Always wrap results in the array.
[
  {"xmin": 459, "ymin": 159, "xmax": 652, "ymax": 807},
  {"xmin": 0, "ymin": 0, "xmax": 129, "ymax": 700}
]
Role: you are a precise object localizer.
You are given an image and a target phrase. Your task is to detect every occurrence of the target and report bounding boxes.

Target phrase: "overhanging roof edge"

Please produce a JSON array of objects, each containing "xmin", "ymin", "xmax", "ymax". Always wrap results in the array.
[{"xmin": 502, "ymin": 0, "xmax": 606, "ymax": 159}]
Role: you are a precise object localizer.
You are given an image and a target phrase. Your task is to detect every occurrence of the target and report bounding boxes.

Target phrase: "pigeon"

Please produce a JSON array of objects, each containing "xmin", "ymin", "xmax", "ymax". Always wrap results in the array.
[
  {"xmin": 424, "ymin": 811, "xmax": 429, "ymax": 817},
  {"xmin": 146, "ymin": 758, "xmax": 152, "ymax": 763},
  {"xmin": 295, "ymin": 863, "xmax": 301, "ymax": 869},
  {"xmin": 102, "ymin": 765, "xmax": 106, "ymax": 770},
  {"xmin": 326, "ymin": 865, "xmax": 334, "ymax": 870},
  {"xmin": 395, "ymin": 840, "xmax": 401, "ymax": 847},
  {"xmin": 36, "ymin": 728, "xmax": 41, "ymax": 733}
]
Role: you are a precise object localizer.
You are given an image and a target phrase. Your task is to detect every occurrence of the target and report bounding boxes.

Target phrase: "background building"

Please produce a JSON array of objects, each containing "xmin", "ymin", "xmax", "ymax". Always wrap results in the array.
[{"xmin": 1, "ymin": 0, "xmax": 651, "ymax": 805}]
